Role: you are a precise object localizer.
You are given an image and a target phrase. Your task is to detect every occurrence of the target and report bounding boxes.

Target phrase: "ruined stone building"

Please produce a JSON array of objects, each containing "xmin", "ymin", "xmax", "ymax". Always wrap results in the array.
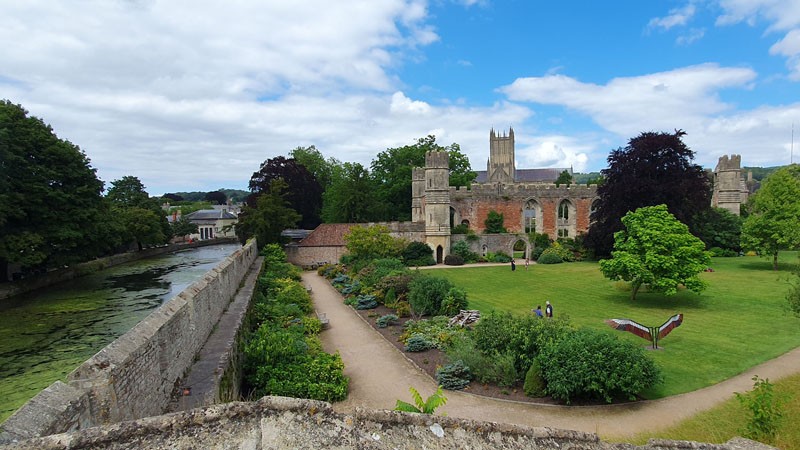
[{"xmin": 711, "ymin": 154, "xmax": 751, "ymax": 215}]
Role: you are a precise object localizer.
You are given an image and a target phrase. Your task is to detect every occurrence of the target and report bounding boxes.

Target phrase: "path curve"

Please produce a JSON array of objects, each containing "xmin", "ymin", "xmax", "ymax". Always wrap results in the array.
[{"xmin": 304, "ymin": 271, "xmax": 800, "ymax": 440}]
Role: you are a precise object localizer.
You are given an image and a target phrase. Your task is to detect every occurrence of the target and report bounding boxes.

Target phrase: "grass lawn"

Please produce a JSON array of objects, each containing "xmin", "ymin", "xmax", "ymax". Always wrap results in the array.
[
  {"xmin": 625, "ymin": 372, "xmax": 800, "ymax": 449},
  {"xmin": 432, "ymin": 253, "xmax": 800, "ymax": 398}
]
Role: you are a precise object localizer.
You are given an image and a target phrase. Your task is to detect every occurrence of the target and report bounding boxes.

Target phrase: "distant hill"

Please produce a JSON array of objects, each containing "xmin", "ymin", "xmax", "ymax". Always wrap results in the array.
[
  {"xmin": 165, "ymin": 189, "xmax": 250, "ymax": 203},
  {"xmin": 743, "ymin": 166, "xmax": 783, "ymax": 182}
]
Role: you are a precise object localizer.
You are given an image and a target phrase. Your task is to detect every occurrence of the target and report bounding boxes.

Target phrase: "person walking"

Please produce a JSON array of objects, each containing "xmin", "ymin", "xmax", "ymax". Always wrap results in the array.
[
  {"xmin": 532, "ymin": 305, "xmax": 543, "ymax": 317},
  {"xmin": 545, "ymin": 300, "xmax": 553, "ymax": 318},
  {"xmin": 511, "ymin": 259, "xmax": 516, "ymax": 271},
  {"xmin": 524, "ymin": 257, "xmax": 530, "ymax": 270}
]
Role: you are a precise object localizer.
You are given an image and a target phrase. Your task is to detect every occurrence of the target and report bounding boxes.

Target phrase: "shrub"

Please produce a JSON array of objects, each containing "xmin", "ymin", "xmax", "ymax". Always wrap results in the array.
[
  {"xmin": 383, "ymin": 287, "xmax": 397, "ymax": 307},
  {"xmin": 451, "ymin": 240, "xmax": 479, "ymax": 263},
  {"xmin": 376, "ymin": 314, "xmax": 399, "ymax": 328},
  {"xmin": 523, "ymin": 360, "xmax": 546, "ymax": 397},
  {"xmin": 395, "ymin": 301, "xmax": 412, "ymax": 318},
  {"xmin": 444, "ymin": 254, "xmax": 464, "ymax": 266},
  {"xmin": 440, "ymin": 287, "xmax": 468, "ymax": 316},
  {"xmin": 444, "ymin": 335, "xmax": 518, "ymax": 386},
  {"xmin": 486, "ymin": 251, "xmax": 512, "ymax": 263},
  {"xmin": 537, "ymin": 248, "xmax": 563, "ymax": 264},
  {"xmin": 340, "ymin": 280, "xmax": 362, "ymax": 295},
  {"xmin": 375, "ymin": 273, "xmax": 418, "ymax": 302},
  {"xmin": 736, "ymin": 376, "xmax": 786, "ymax": 444},
  {"xmin": 358, "ymin": 258, "xmax": 407, "ymax": 287},
  {"xmin": 405, "ymin": 333, "xmax": 435, "ymax": 352},
  {"xmin": 709, "ymin": 246, "xmax": 738, "ymax": 257},
  {"xmin": 354, "ymin": 294, "xmax": 378, "ymax": 310},
  {"xmin": 436, "ymin": 360, "xmax": 472, "ymax": 390},
  {"xmin": 408, "ymin": 276, "xmax": 454, "ymax": 316},
  {"xmin": 451, "ymin": 223, "xmax": 469, "ymax": 234},
  {"xmin": 401, "ymin": 316, "xmax": 462, "ymax": 349},
  {"xmin": 402, "ymin": 241, "xmax": 436, "ymax": 267},
  {"xmin": 536, "ymin": 328, "xmax": 662, "ymax": 404}
]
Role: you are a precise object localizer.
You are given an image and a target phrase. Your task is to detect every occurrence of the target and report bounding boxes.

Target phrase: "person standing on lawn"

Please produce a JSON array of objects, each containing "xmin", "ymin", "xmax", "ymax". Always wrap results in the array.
[{"xmin": 545, "ymin": 300, "xmax": 553, "ymax": 318}]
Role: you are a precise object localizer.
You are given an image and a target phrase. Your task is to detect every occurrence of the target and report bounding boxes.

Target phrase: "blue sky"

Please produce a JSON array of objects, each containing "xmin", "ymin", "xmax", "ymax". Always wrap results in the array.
[{"xmin": 2, "ymin": 1, "xmax": 799, "ymax": 196}]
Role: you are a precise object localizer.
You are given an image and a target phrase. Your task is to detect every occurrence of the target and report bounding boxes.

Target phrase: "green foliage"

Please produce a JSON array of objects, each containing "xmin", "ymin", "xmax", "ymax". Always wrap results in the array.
[
  {"xmin": 404, "ymin": 333, "xmax": 435, "ymax": 352},
  {"xmin": 709, "ymin": 247, "xmax": 738, "ymax": 257},
  {"xmin": 444, "ymin": 336, "xmax": 517, "ymax": 386},
  {"xmin": 451, "ymin": 223, "xmax": 469, "ymax": 234},
  {"xmin": 321, "ymin": 161, "xmax": 381, "ymax": 223},
  {"xmin": 357, "ymin": 258, "xmax": 407, "ymax": 287},
  {"xmin": 354, "ymin": 294, "xmax": 378, "ymax": 310},
  {"xmin": 440, "ymin": 287, "xmax": 468, "ymax": 316},
  {"xmin": 537, "ymin": 248, "xmax": 564, "ymax": 264},
  {"xmin": 736, "ymin": 376, "xmax": 786, "ymax": 444},
  {"xmin": 451, "ymin": 240, "xmax": 479, "ymax": 263},
  {"xmin": 486, "ymin": 251, "xmax": 512, "ymax": 263},
  {"xmin": 523, "ymin": 360, "xmax": 547, "ymax": 397},
  {"xmin": 435, "ymin": 360, "xmax": 472, "ymax": 390},
  {"xmin": 395, "ymin": 301, "xmax": 412, "ymax": 318},
  {"xmin": 376, "ymin": 314, "xmax": 399, "ymax": 328},
  {"xmin": 236, "ymin": 179, "xmax": 301, "ymax": 245},
  {"xmin": 248, "ymin": 155, "xmax": 322, "ymax": 229},
  {"xmin": 394, "ymin": 386, "xmax": 447, "ymax": 415},
  {"xmin": 599, "ymin": 205, "xmax": 711, "ymax": 300},
  {"xmin": 170, "ymin": 216, "xmax": 198, "ymax": 239},
  {"xmin": 375, "ymin": 273, "xmax": 418, "ymax": 302},
  {"xmin": 383, "ymin": 287, "xmax": 397, "ymax": 307},
  {"xmin": 788, "ymin": 262, "xmax": 800, "ymax": 318},
  {"xmin": 742, "ymin": 165, "xmax": 800, "ymax": 270},
  {"xmin": 444, "ymin": 254, "xmax": 464, "ymax": 265},
  {"xmin": 691, "ymin": 207, "xmax": 742, "ymax": 252},
  {"xmin": 555, "ymin": 169, "xmax": 573, "ymax": 187},
  {"xmin": 401, "ymin": 316, "xmax": 461, "ymax": 349},
  {"xmin": 344, "ymin": 224, "xmax": 405, "ymax": 261},
  {"xmin": 484, "ymin": 210, "xmax": 507, "ymax": 233},
  {"xmin": 408, "ymin": 276, "xmax": 454, "ymax": 316},
  {"xmin": 536, "ymin": 328, "xmax": 662, "ymax": 404},
  {"xmin": 402, "ymin": 241, "xmax": 435, "ymax": 266}
]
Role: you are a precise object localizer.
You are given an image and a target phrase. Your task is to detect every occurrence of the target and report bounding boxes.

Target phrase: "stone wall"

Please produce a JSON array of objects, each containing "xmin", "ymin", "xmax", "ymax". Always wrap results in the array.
[
  {"xmin": 0, "ymin": 239, "xmax": 259, "ymax": 443},
  {"xmin": 0, "ymin": 396, "xmax": 772, "ymax": 450}
]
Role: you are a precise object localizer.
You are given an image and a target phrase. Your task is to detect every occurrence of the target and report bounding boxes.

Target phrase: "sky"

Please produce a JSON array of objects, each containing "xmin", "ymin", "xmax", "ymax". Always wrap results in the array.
[{"xmin": 2, "ymin": 0, "xmax": 800, "ymax": 196}]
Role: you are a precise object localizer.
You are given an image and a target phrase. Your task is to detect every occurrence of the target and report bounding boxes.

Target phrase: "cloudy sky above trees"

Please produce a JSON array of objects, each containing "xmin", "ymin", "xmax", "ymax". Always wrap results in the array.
[{"xmin": 2, "ymin": 0, "xmax": 799, "ymax": 195}]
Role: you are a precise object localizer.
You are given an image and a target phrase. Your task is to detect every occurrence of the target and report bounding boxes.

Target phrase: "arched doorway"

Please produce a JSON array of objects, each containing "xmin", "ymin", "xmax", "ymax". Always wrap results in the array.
[
  {"xmin": 512, "ymin": 238, "xmax": 529, "ymax": 260},
  {"xmin": 436, "ymin": 245, "xmax": 443, "ymax": 264}
]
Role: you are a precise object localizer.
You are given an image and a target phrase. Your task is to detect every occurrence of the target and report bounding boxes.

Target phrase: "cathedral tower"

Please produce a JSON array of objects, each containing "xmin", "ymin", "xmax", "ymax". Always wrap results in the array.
[{"xmin": 487, "ymin": 127, "xmax": 516, "ymax": 183}]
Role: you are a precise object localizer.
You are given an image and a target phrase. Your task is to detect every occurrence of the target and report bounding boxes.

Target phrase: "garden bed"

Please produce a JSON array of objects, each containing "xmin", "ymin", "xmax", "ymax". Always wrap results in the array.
[{"xmin": 354, "ymin": 305, "xmax": 557, "ymax": 405}]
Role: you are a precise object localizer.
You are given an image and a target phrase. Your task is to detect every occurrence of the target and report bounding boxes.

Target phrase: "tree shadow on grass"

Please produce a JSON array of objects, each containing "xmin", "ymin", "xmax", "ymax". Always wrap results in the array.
[{"xmin": 600, "ymin": 284, "xmax": 708, "ymax": 312}]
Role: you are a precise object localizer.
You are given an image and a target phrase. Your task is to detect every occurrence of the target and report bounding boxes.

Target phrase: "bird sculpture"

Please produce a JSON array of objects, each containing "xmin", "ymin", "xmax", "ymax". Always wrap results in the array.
[{"xmin": 604, "ymin": 313, "xmax": 683, "ymax": 349}]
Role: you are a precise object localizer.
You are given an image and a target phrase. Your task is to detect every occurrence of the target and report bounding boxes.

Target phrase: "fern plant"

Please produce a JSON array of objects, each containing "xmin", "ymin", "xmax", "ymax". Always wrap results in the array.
[{"xmin": 394, "ymin": 386, "xmax": 447, "ymax": 414}]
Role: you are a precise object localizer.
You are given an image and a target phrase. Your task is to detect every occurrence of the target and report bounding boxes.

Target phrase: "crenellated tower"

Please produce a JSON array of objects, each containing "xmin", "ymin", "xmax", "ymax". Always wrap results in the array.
[
  {"xmin": 712, "ymin": 154, "xmax": 749, "ymax": 215},
  {"xmin": 411, "ymin": 167, "xmax": 425, "ymax": 223},
  {"xmin": 424, "ymin": 150, "xmax": 451, "ymax": 263},
  {"xmin": 487, "ymin": 127, "xmax": 516, "ymax": 183}
]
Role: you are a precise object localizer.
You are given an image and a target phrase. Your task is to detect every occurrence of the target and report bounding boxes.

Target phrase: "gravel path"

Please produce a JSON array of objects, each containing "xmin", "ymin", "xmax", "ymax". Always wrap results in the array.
[{"xmin": 304, "ymin": 271, "xmax": 800, "ymax": 440}]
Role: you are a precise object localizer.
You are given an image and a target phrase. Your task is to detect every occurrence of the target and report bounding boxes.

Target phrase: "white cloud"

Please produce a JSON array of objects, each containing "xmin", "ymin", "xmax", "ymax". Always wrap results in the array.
[
  {"xmin": 676, "ymin": 28, "xmax": 706, "ymax": 45},
  {"xmin": 648, "ymin": 4, "xmax": 697, "ymax": 31},
  {"xmin": 515, "ymin": 135, "xmax": 593, "ymax": 172}
]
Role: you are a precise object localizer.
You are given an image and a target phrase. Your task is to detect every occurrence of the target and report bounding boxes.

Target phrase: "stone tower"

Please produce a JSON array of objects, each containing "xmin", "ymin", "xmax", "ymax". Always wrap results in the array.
[
  {"xmin": 424, "ymin": 151, "xmax": 451, "ymax": 263},
  {"xmin": 411, "ymin": 167, "xmax": 425, "ymax": 223},
  {"xmin": 487, "ymin": 127, "xmax": 515, "ymax": 183},
  {"xmin": 712, "ymin": 154, "xmax": 748, "ymax": 216}
]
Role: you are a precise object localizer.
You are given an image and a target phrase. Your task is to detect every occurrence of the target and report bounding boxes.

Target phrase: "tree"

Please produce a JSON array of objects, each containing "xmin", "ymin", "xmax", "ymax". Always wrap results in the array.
[
  {"xmin": 290, "ymin": 145, "xmax": 340, "ymax": 190},
  {"xmin": 0, "ymin": 100, "xmax": 111, "ymax": 276},
  {"xmin": 161, "ymin": 193, "xmax": 184, "ymax": 202},
  {"xmin": 248, "ymin": 156, "xmax": 322, "ymax": 229},
  {"xmin": 370, "ymin": 135, "xmax": 476, "ymax": 221},
  {"xmin": 236, "ymin": 179, "xmax": 301, "ymax": 245},
  {"xmin": 555, "ymin": 170, "xmax": 573, "ymax": 187},
  {"xmin": 599, "ymin": 205, "xmax": 710, "ymax": 300},
  {"xmin": 321, "ymin": 162, "xmax": 381, "ymax": 223},
  {"xmin": 691, "ymin": 207, "xmax": 742, "ymax": 252},
  {"xmin": 741, "ymin": 165, "xmax": 800, "ymax": 270},
  {"xmin": 204, "ymin": 191, "xmax": 227, "ymax": 205},
  {"xmin": 171, "ymin": 216, "xmax": 198, "ymax": 241},
  {"xmin": 586, "ymin": 130, "xmax": 711, "ymax": 258},
  {"xmin": 343, "ymin": 224, "xmax": 405, "ymax": 260},
  {"xmin": 484, "ymin": 210, "xmax": 507, "ymax": 233},
  {"xmin": 106, "ymin": 176, "xmax": 171, "ymax": 250}
]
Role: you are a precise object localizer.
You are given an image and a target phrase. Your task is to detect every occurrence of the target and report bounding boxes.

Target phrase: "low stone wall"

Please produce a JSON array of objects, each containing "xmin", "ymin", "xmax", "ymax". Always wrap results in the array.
[
  {"xmin": 0, "ymin": 239, "xmax": 258, "ymax": 442},
  {"xmin": 0, "ymin": 238, "xmax": 236, "ymax": 301},
  {"xmin": 0, "ymin": 396, "xmax": 772, "ymax": 450}
]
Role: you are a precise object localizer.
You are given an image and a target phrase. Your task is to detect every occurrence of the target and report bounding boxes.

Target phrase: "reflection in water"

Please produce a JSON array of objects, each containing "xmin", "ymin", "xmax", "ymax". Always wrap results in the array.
[{"xmin": 0, "ymin": 243, "xmax": 241, "ymax": 423}]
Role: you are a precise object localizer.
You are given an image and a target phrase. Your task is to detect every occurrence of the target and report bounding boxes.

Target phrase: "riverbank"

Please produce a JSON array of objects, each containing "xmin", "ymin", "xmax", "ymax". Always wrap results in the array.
[{"xmin": 0, "ymin": 238, "xmax": 237, "ymax": 301}]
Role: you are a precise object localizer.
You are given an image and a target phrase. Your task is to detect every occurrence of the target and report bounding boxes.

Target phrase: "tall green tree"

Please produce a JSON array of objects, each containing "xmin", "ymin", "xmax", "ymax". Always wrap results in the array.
[
  {"xmin": 343, "ymin": 224, "xmax": 405, "ymax": 260},
  {"xmin": 321, "ymin": 162, "xmax": 380, "ymax": 223},
  {"xmin": 290, "ymin": 145, "xmax": 341, "ymax": 191},
  {"xmin": 370, "ymin": 135, "xmax": 476, "ymax": 221},
  {"xmin": 106, "ymin": 175, "xmax": 171, "ymax": 250},
  {"xmin": 236, "ymin": 179, "xmax": 301, "ymax": 245},
  {"xmin": 690, "ymin": 207, "xmax": 742, "ymax": 252},
  {"xmin": 484, "ymin": 210, "xmax": 507, "ymax": 233},
  {"xmin": 741, "ymin": 164, "xmax": 800, "ymax": 270},
  {"xmin": 555, "ymin": 170, "xmax": 573, "ymax": 187},
  {"xmin": 0, "ymin": 100, "xmax": 110, "ymax": 276},
  {"xmin": 248, "ymin": 156, "xmax": 322, "ymax": 229},
  {"xmin": 599, "ymin": 205, "xmax": 710, "ymax": 300},
  {"xmin": 586, "ymin": 130, "xmax": 711, "ymax": 257}
]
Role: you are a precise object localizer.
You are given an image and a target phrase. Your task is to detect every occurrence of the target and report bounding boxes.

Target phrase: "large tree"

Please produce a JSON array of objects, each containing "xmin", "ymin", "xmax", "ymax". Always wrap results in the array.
[
  {"xmin": 321, "ymin": 162, "xmax": 380, "ymax": 223},
  {"xmin": 204, "ymin": 190, "xmax": 227, "ymax": 205},
  {"xmin": 741, "ymin": 164, "xmax": 800, "ymax": 270},
  {"xmin": 248, "ymin": 156, "xmax": 323, "ymax": 229},
  {"xmin": 599, "ymin": 205, "xmax": 710, "ymax": 301},
  {"xmin": 370, "ymin": 135, "xmax": 476, "ymax": 221},
  {"xmin": 236, "ymin": 179, "xmax": 301, "ymax": 245},
  {"xmin": 0, "ymin": 101, "xmax": 111, "ymax": 276},
  {"xmin": 691, "ymin": 207, "xmax": 742, "ymax": 252},
  {"xmin": 290, "ymin": 145, "xmax": 341, "ymax": 191},
  {"xmin": 586, "ymin": 130, "xmax": 711, "ymax": 257},
  {"xmin": 106, "ymin": 176, "xmax": 171, "ymax": 250}
]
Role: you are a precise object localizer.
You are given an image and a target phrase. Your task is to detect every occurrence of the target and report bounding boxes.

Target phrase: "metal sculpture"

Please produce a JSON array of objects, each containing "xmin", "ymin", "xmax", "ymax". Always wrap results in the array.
[{"xmin": 604, "ymin": 313, "xmax": 683, "ymax": 349}]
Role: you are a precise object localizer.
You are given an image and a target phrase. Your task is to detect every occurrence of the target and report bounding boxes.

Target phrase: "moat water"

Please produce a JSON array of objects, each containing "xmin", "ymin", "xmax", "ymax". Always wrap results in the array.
[{"xmin": 0, "ymin": 243, "xmax": 242, "ymax": 423}]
